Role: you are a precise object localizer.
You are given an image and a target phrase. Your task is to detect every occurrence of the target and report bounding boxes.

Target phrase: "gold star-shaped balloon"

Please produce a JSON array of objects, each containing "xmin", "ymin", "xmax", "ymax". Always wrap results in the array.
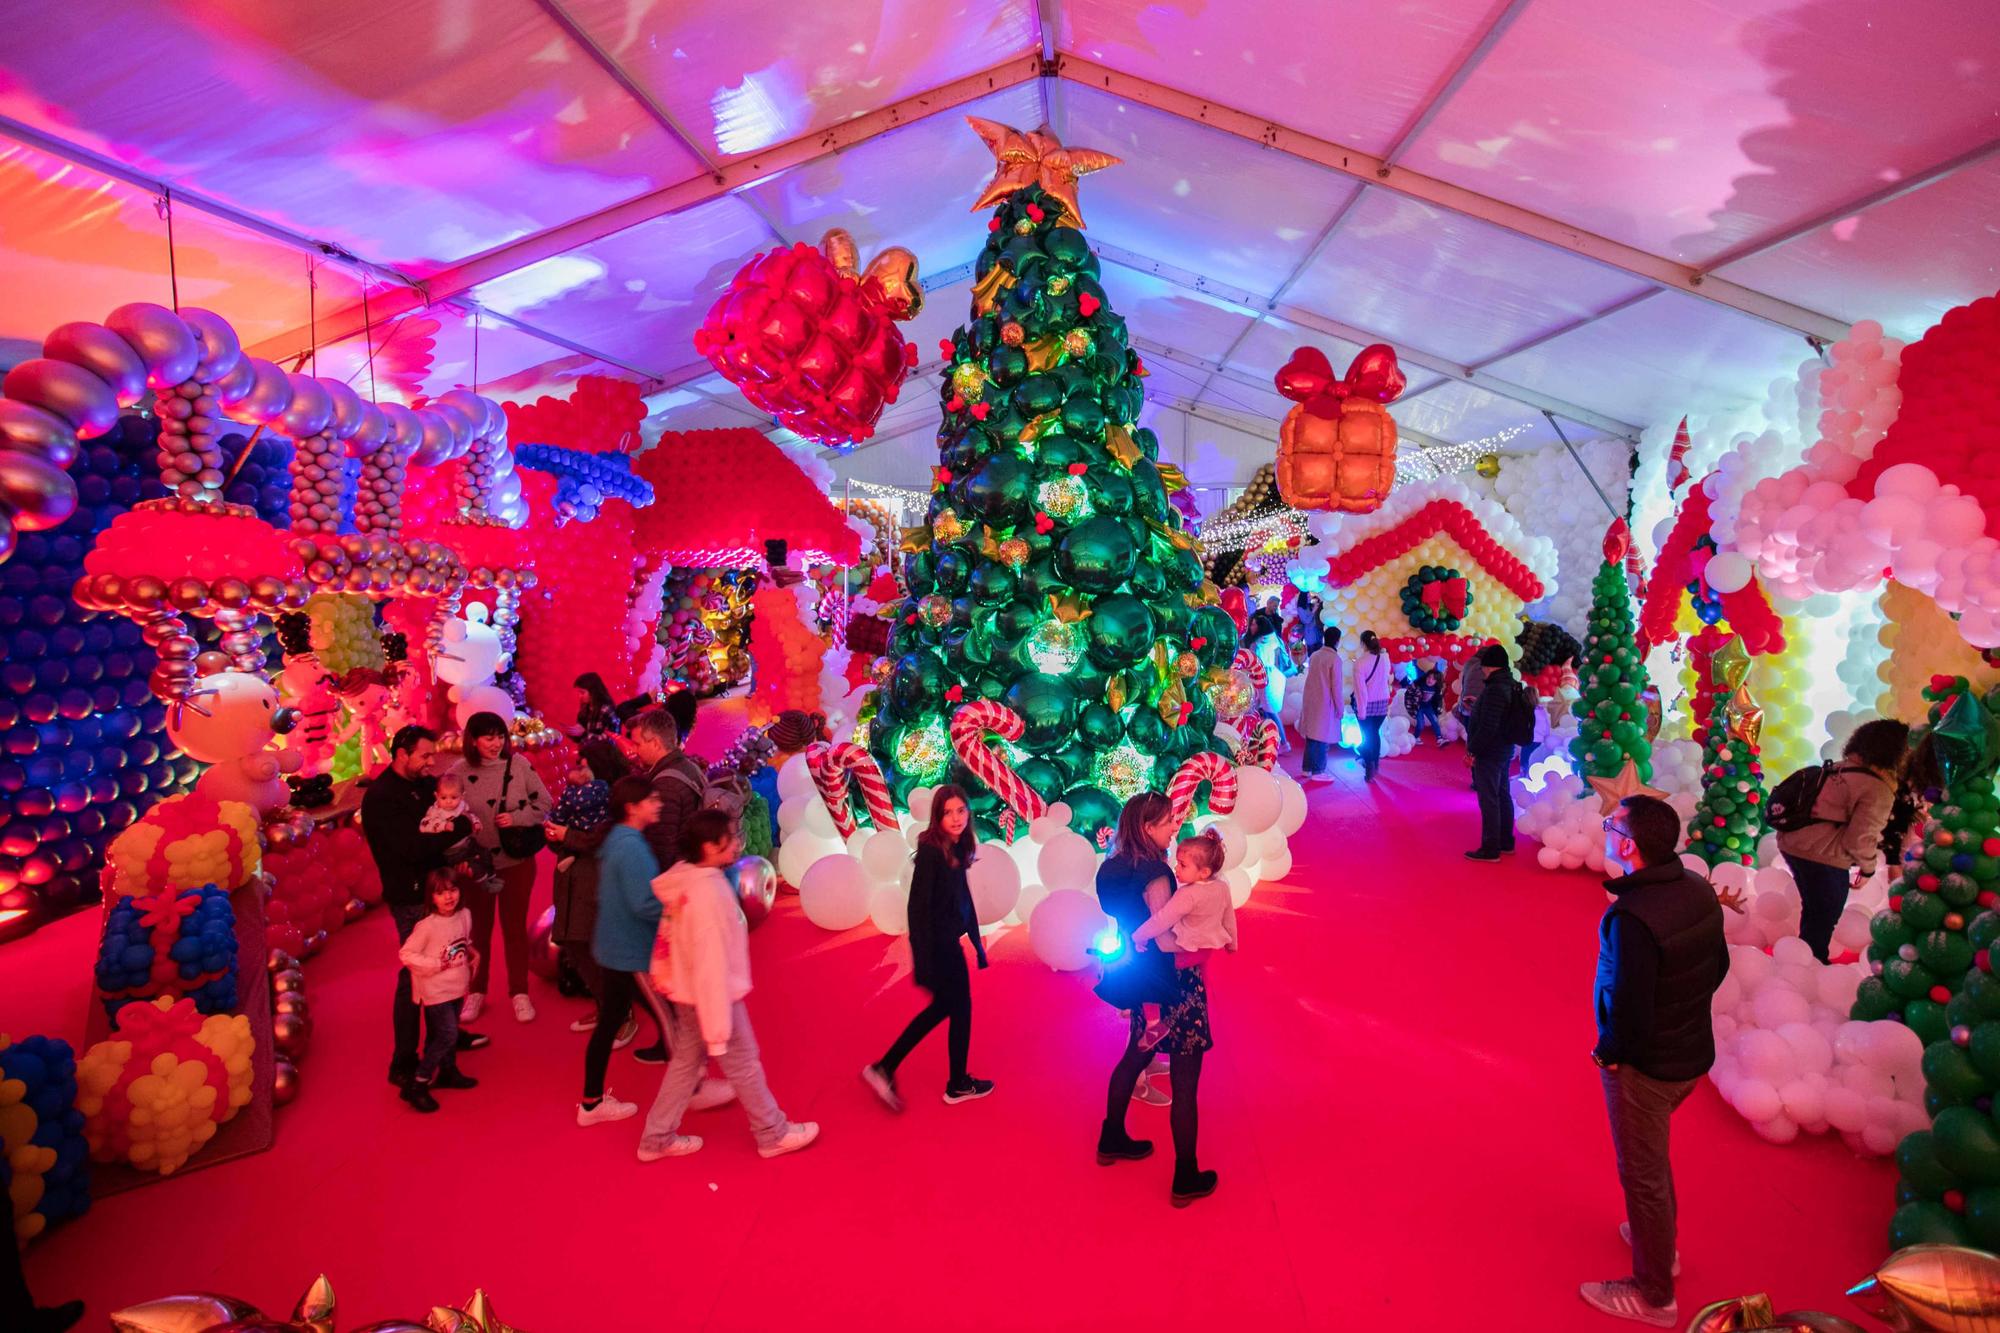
[
  {"xmin": 462, "ymin": 1290, "xmax": 520, "ymax": 1333},
  {"xmin": 1155, "ymin": 461, "xmax": 1190, "ymax": 494},
  {"xmin": 1048, "ymin": 590, "xmax": 1093, "ymax": 623},
  {"xmin": 293, "ymin": 1275, "xmax": 336, "ymax": 1333},
  {"xmin": 970, "ymin": 262, "xmax": 1017, "ymax": 315},
  {"xmin": 1018, "ymin": 411, "xmax": 1058, "ymax": 444},
  {"xmin": 1021, "ymin": 336, "xmax": 1063, "ymax": 373},
  {"xmin": 967, "ymin": 117, "xmax": 1122, "ymax": 226},
  {"xmin": 1104, "ymin": 424, "xmax": 1142, "ymax": 468},
  {"xmin": 1588, "ymin": 757, "xmax": 1669, "ymax": 816},
  {"xmin": 1105, "ymin": 672, "xmax": 1129, "ymax": 713},
  {"xmin": 1708, "ymin": 635, "xmax": 1751, "ymax": 691},
  {"xmin": 1725, "ymin": 684, "xmax": 1763, "ymax": 749},
  {"xmin": 898, "ymin": 524, "xmax": 933, "ymax": 554}
]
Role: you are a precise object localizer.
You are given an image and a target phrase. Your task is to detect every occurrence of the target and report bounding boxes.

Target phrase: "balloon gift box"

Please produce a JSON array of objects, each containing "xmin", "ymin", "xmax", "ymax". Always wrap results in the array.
[{"xmin": 92, "ymin": 884, "xmax": 238, "ymax": 1019}]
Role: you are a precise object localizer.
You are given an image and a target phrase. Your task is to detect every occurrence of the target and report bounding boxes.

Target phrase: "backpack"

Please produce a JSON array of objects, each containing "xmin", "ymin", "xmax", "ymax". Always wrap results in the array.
[
  {"xmin": 1505, "ymin": 681, "xmax": 1540, "ymax": 746},
  {"xmin": 1767, "ymin": 762, "xmax": 1837, "ymax": 833}
]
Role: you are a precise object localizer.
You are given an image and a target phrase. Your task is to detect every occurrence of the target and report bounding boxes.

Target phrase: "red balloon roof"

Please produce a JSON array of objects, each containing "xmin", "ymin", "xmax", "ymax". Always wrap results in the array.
[{"xmin": 631, "ymin": 429, "xmax": 859, "ymax": 566}]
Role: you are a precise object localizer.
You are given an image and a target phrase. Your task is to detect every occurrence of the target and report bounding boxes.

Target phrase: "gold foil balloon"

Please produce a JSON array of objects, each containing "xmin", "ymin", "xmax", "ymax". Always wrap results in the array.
[
  {"xmin": 1474, "ymin": 453, "xmax": 1501, "ymax": 479},
  {"xmin": 1688, "ymin": 1293, "xmax": 1865, "ymax": 1332},
  {"xmin": 1847, "ymin": 1244, "xmax": 2000, "ymax": 1332},
  {"xmin": 1726, "ymin": 684, "xmax": 1765, "ymax": 748},
  {"xmin": 111, "ymin": 1293, "xmax": 264, "ymax": 1333},
  {"xmin": 965, "ymin": 117, "xmax": 1122, "ymax": 226}
]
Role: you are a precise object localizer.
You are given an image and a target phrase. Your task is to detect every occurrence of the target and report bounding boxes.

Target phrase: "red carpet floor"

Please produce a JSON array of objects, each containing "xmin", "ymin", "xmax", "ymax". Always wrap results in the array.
[{"xmin": 11, "ymin": 744, "xmax": 1892, "ymax": 1330}]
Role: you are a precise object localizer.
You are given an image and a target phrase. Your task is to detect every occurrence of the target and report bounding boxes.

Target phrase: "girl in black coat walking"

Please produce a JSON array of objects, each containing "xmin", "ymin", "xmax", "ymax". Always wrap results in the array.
[{"xmin": 861, "ymin": 786, "xmax": 994, "ymax": 1109}]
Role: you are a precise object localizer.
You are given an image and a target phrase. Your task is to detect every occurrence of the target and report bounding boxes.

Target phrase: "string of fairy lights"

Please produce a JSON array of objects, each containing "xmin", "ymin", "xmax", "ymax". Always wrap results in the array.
[{"xmin": 1397, "ymin": 425, "xmax": 1529, "ymax": 482}]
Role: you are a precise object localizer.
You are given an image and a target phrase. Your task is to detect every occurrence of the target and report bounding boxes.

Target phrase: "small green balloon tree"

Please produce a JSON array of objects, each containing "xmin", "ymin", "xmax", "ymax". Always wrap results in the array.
[
  {"xmin": 1855, "ymin": 677, "xmax": 2000, "ymax": 1249},
  {"xmin": 1567, "ymin": 520, "xmax": 1655, "ymax": 783},
  {"xmin": 864, "ymin": 123, "xmax": 1237, "ymax": 841},
  {"xmin": 1684, "ymin": 689, "xmax": 1768, "ymax": 868}
]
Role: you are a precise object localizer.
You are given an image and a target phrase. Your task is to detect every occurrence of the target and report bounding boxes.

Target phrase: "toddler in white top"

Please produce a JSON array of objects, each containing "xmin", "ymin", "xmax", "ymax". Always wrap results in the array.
[
  {"xmin": 1131, "ymin": 828, "xmax": 1238, "ymax": 1051},
  {"xmin": 395, "ymin": 868, "xmax": 480, "ymax": 1111},
  {"xmin": 420, "ymin": 772, "xmax": 469, "ymax": 834}
]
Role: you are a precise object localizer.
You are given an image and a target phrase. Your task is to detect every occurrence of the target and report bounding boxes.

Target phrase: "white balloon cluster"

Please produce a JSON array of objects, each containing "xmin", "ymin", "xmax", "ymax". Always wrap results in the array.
[
  {"xmin": 1512, "ymin": 739, "xmax": 1702, "ymax": 873},
  {"xmin": 1477, "ymin": 438, "xmax": 1632, "ymax": 631},
  {"xmin": 774, "ymin": 754, "xmax": 1311, "ymax": 970},
  {"xmin": 1707, "ymin": 861, "xmax": 1925, "ymax": 1152}
]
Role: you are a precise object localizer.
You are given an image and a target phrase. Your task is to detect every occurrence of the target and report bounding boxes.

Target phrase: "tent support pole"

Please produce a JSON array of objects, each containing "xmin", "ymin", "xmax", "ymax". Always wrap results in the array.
[{"xmin": 1543, "ymin": 411, "xmax": 1619, "ymax": 520}]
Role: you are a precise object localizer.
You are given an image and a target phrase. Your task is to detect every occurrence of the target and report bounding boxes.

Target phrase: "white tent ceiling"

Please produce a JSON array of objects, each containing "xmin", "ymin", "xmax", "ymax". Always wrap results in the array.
[{"xmin": 2, "ymin": 0, "xmax": 1995, "ymax": 487}]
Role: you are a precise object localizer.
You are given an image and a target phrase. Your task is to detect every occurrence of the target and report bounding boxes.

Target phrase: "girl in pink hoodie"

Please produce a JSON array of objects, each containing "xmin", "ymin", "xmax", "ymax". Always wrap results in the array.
[{"xmin": 636, "ymin": 809, "xmax": 819, "ymax": 1162}]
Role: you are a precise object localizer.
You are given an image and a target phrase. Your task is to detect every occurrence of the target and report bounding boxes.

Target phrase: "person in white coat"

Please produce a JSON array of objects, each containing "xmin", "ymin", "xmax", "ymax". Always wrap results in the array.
[
  {"xmin": 1351, "ymin": 630, "xmax": 1394, "ymax": 782},
  {"xmin": 1298, "ymin": 627, "xmax": 1346, "ymax": 782}
]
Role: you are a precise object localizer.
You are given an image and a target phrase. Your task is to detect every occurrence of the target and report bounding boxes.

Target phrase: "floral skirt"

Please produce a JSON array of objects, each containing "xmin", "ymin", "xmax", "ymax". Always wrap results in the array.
[{"xmin": 1128, "ymin": 966, "xmax": 1213, "ymax": 1056}]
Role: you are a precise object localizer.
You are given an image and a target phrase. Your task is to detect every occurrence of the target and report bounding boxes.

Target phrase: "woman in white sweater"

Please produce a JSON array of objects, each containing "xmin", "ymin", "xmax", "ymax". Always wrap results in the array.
[
  {"xmin": 636, "ymin": 809, "xmax": 818, "ymax": 1163},
  {"xmin": 1351, "ymin": 630, "xmax": 1394, "ymax": 782}
]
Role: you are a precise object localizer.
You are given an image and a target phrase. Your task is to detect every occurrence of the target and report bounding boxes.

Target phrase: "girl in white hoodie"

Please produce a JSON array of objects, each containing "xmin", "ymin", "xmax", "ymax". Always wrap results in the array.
[{"xmin": 636, "ymin": 808, "xmax": 819, "ymax": 1162}]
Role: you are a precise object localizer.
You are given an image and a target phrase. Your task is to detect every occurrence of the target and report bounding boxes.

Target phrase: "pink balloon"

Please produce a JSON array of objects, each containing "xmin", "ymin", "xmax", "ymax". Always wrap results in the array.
[
  {"xmin": 104, "ymin": 302, "xmax": 200, "ymax": 388},
  {"xmin": 0, "ymin": 399, "xmax": 79, "ymax": 468},
  {"xmin": 2, "ymin": 358, "xmax": 118, "ymax": 437},
  {"xmin": 281, "ymin": 373, "xmax": 333, "ymax": 437},
  {"xmin": 179, "ymin": 307, "xmax": 244, "ymax": 382},
  {"xmin": 43, "ymin": 321, "xmax": 148, "ymax": 404}
]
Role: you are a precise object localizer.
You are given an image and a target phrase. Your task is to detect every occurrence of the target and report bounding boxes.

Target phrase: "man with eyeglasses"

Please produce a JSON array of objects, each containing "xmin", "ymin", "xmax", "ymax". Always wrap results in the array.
[{"xmin": 1580, "ymin": 796, "xmax": 1730, "ymax": 1327}]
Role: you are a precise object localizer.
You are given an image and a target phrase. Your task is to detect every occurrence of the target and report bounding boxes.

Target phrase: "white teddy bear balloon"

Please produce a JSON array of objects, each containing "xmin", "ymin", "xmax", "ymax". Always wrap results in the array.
[{"xmin": 436, "ymin": 603, "xmax": 515, "ymax": 728}]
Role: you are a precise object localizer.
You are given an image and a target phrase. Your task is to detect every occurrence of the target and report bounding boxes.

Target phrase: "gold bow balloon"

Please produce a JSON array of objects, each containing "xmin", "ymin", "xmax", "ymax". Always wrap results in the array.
[
  {"xmin": 970, "ymin": 262, "xmax": 1017, "ymax": 315},
  {"xmin": 1021, "ymin": 336, "xmax": 1063, "ymax": 373},
  {"xmin": 966, "ymin": 117, "xmax": 1122, "ymax": 225}
]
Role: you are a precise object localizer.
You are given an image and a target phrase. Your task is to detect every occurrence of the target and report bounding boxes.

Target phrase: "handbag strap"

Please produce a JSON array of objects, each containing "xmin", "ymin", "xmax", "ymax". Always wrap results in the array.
[{"xmin": 497, "ymin": 754, "xmax": 516, "ymax": 811}]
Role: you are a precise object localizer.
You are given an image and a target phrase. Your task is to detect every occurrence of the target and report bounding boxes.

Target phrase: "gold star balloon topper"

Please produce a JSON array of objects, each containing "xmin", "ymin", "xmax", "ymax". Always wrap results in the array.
[{"xmin": 967, "ymin": 117, "xmax": 1121, "ymax": 227}]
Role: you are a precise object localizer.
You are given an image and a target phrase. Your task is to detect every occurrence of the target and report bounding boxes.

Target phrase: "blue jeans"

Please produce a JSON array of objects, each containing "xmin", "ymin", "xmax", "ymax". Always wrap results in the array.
[
  {"xmin": 1471, "ymin": 752, "xmax": 1514, "ymax": 852},
  {"xmin": 416, "ymin": 999, "xmax": 461, "ymax": 1083},
  {"xmin": 1358, "ymin": 713, "xmax": 1385, "ymax": 778},
  {"xmin": 641, "ymin": 1001, "xmax": 790, "ymax": 1152},
  {"xmin": 1303, "ymin": 738, "xmax": 1331, "ymax": 775},
  {"xmin": 1785, "ymin": 853, "xmax": 1850, "ymax": 962},
  {"xmin": 1413, "ymin": 705, "xmax": 1441, "ymax": 742}
]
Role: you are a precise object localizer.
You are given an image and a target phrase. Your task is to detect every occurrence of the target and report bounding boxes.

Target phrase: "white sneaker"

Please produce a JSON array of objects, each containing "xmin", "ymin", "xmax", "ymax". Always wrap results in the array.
[
  {"xmin": 1578, "ymin": 1279, "xmax": 1676, "ymax": 1327},
  {"xmin": 461, "ymin": 993, "xmax": 484, "ymax": 1023},
  {"xmin": 636, "ymin": 1134, "xmax": 703, "ymax": 1162},
  {"xmin": 1618, "ymin": 1222, "xmax": 1682, "ymax": 1277},
  {"xmin": 512, "ymin": 994, "xmax": 536, "ymax": 1023},
  {"xmin": 576, "ymin": 1092, "xmax": 637, "ymax": 1127},
  {"xmin": 569, "ymin": 1015, "xmax": 597, "ymax": 1033},
  {"xmin": 1131, "ymin": 1076, "xmax": 1172, "ymax": 1107},
  {"xmin": 613, "ymin": 1016, "xmax": 638, "ymax": 1050},
  {"xmin": 757, "ymin": 1121, "xmax": 821, "ymax": 1158},
  {"xmin": 690, "ymin": 1078, "xmax": 738, "ymax": 1112}
]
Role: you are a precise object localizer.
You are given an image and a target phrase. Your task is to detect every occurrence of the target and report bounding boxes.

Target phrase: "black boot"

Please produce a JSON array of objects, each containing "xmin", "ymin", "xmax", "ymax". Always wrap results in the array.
[
  {"xmin": 401, "ymin": 1082, "xmax": 441, "ymax": 1113},
  {"xmin": 1096, "ymin": 1119, "xmax": 1153, "ymax": 1165},
  {"xmin": 1171, "ymin": 1161, "xmax": 1218, "ymax": 1207}
]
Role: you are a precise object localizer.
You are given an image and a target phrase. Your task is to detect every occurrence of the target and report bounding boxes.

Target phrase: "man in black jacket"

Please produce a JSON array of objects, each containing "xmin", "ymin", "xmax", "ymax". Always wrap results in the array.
[
  {"xmin": 1581, "ymin": 795, "xmax": 1730, "ymax": 1327},
  {"xmin": 361, "ymin": 725, "xmax": 484, "ymax": 1087},
  {"xmin": 1463, "ymin": 644, "xmax": 1518, "ymax": 861},
  {"xmin": 628, "ymin": 709, "xmax": 708, "ymax": 872}
]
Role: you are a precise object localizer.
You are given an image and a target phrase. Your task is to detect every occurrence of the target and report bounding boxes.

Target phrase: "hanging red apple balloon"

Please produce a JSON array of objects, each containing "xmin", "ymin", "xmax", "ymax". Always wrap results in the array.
[{"xmin": 694, "ymin": 229, "xmax": 922, "ymax": 446}]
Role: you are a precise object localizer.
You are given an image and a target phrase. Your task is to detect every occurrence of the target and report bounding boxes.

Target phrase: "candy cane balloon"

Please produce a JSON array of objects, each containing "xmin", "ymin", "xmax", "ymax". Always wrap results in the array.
[
  {"xmin": 1166, "ymin": 751, "xmax": 1238, "ymax": 826},
  {"xmin": 948, "ymin": 700, "xmax": 1047, "ymax": 823},
  {"xmin": 805, "ymin": 741, "xmax": 900, "ymax": 839},
  {"xmin": 1232, "ymin": 647, "xmax": 1266, "ymax": 697},
  {"xmin": 1238, "ymin": 717, "xmax": 1279, "ymax": 770}
]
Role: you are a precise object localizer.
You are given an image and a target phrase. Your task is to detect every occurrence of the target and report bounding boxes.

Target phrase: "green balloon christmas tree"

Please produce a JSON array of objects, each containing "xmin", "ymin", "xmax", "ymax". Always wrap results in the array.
[
  {"xmin": 1855, "ymin": 678, "xmax": 2000, "ymax": 1248},
  {"xmin": 1568, "ymin": 519, "xmax": 1655, "ymax": 783},
  {"xmin": 863, "ymin": 119, "xmax": 1239, "ymax": 841},
  {"xmin": 1684, "ymin": 684, "xmax": 1767, "ymax": 867}
]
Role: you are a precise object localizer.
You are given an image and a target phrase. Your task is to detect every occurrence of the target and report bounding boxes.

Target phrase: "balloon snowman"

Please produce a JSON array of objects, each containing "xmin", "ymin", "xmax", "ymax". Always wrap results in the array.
[
  {"xmin": 436, "ymin": 603, "xmax": 514, "ymax": 728},
  {"xmin": 166, "ymin": 669, "xmax": 302, "ymax": 814}
]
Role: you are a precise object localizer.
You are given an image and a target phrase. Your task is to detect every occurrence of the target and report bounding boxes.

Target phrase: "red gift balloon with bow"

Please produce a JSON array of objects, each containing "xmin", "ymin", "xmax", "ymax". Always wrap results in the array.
[{"xmin": 1272, "ymin": 343, "xmax": 1407, "ymax": 514}]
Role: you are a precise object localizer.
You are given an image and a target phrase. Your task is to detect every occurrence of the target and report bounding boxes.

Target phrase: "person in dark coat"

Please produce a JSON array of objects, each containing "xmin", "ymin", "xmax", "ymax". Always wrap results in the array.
[
  {"xmin": 1095, "ymin": 791, "xmax": 1217, "ymax": 1206},
  {"xmin": 628, "ymin": 708, "xmax": 708, "ymax": 871},
  {"xmin": 861, "ymin": 785, "xmax": 993, "ymax": 1109},
  {"xmin": 1580, "ymin": 795, "xmax": 1730, "ymax": 1327},
  {"xmin": 1463, "ymin": 644, "xmax": 1520, "ymax": 861}
]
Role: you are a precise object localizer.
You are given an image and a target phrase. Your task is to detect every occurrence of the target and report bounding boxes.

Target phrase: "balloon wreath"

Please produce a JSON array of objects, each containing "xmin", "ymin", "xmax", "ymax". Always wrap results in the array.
[{"xmin": 1399, "ymin": 564, "xmax": 1470, "ymax": 634}]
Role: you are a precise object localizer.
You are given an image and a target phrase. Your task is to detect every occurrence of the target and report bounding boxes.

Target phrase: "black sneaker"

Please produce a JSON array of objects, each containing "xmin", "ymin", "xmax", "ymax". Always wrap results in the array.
[
  {"xmin": 433, "ymin": 1069, "xmax": 479, "ymax": 1091},
  {"xmin": 456, "ymin": 1030, "xmax": 491, "ymax": 1052},
  {"xmin": 861, "ymin": 1062, "xmax": 904, "ymax": 1113},
  {"xmin": 1171, "ymin": 1166, "xmax": 1219, "ymax": 1207},
  {"xmin": 1463, "ymin": 848, "xmax": 1501, "ymax": 862},
  {"xmin": 387, "ymin": 1063, "xmax": 414, "ymax": 1088},
  {"xmin": 943, "ymin": 1076, "xmax": 995, "ymax": 1104},
  {"xmin": 630, "ymin": 1042, "xmax": 668, "ymax": 1065},
  {"xmin": 402, "ymin": 1083, "xmax": 441, "ymax": 1113},
  {"xmin": 1096, "ymin": 1121, "xmax": 1154, "ymax": 1164}
]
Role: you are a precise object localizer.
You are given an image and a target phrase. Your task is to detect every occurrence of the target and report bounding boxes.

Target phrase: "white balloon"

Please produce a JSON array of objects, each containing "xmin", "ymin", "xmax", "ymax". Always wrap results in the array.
[
  {"xmin": 777, "ymin": 832, "xmax": 841, "ymax": 888},
  {"xmin": 1013, "ymin": 880, "xmax": 1049, "ymax": 926},
  {"xmin": 1230, "ymin": 766, "xmax": 1282, "ymax": 835},
  {"xmin": 844, "ymin": 829, "xmax": 872, "ymax": 858},
  {"xmin": 453, "ymin": 683, "xmax": 515, "ymax": 728},
  {"xmin": 1044, "ymin": 800, "xmax": 1073, "ymax": 828},
  {"xmin": 777, "ymin": 754, "xmax": 816, "ymax": 801},
  {"xmin": 907, "ymin": 787, "xmax": 936, "ymax": 823},
  {"xmin": 1275, "ymin": 774, "xmax": 1307, "ymax": 836},
  {"xmin": 801, "ymin": 797, "xmax": 838, "ymax": 840},
  {"xmin": 798, "ymin": 853, "xmax": 872, "ymax": 931},
  {"xmin": 1198, "ymin": 815, "xmax": 1247, "ymax": 871},
  {"xmin": 1037, "ymin": 831, "xmax": 1100, "ymax": 894},
  {"xmin": 1028, "ymin": 889, "xmax": 1111, "ymax": 972},
  {"xmin": 869, "ymin": 882, "xmax": 910, "ymax": 935},
  {"xmin": 860, "ymin": 829, "xmax": 908, "ymax": 883},
  {"xmin": 968, "ymin": 842, "xmax": 1022, "ymax": 924},
  {"xmin": 1258, "ymin": 845, "xmax": 1293, "ymax": 882}
]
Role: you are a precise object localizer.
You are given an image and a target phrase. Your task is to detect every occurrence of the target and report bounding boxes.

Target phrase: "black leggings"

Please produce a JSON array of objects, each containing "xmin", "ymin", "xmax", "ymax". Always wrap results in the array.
[
  {"xmin": 573, "ymin": 949, "xmax": 666, "ymax": 1047},
  {"xmin": 880, "ymin": 986, "xmax": 972, "ymax": 1084},
  {"xmin": 581, "ymin": 968, "xmax": 671, "ymax": 1101},
  {"xmin": 1106, "ymin": 1036, "xmax": 1204, "ymax": 1167}
]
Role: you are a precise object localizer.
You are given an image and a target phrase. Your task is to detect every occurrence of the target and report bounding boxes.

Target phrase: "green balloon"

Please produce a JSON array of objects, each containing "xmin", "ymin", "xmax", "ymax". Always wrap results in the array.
[
  {"xmin": 1062, "ymin": 785, "xmax": 1121, "ymax": 839},
  {"xmin": 987, "ymin": 344, "xmax": 1028, "ymax": 386},
  {"xmin": 1129, "ymin": 458, "xmax": 1169, "ymax": 521},
  {"xmin": 1966, "ymin": 969, "xmax": 2000, "ymax": 1018},
  {"xmin": 1933, "ymin": 1105, "xmax": 2000, "ymax": 1184},
  {"xmin": 1154, "ymin": 597, "xmax": 1189, "ymax": 640},
  {"xmin": 1941, "ymin": 872, "xmax": 1982, "ymax": 906},
  {"xmin": 1852, "ymin": 977, "xmax": 1898, "ymax": 1021},
  {"xmin": 967, "ymin": 562, "xmax": 1016, "ymax": 606},
  {"xmin": 1125, "ymin": 708, "xmax": 1167, "ymax": 752},
  {"xmin": 964, "ymin": 453, "xmax": 1031, "ymax": 523},
  {"xmin": 1076, "ymin": 702, "xmax": 1124, "ymax": 747},
  {"xmin": 1045, "ymin": 227, "xmax": 1090, "ymax": 267},
  {"xmin": 1086, "ymin": 469, "xmax": 1135, "ymax": 514},
  {"xmin": 1004, "ymin": 672, "xmax": 1078, "ymax": 752},
  {"xmin": 903, "ymin": 549, "xmax": 935, "ymax": 595},
  {"xmin": 993, "ymin": 599, "xmax": 1043, "ymax": 642},
  {"xmin": 1019, "ymin": 554, "xmax": 1064, "ymax": 601},
  {"xmin": 1889, "ymin": 1201, "xmax": 1973, "ymax": 1249},
  {"xmin": 1871, "ymin": 911, "xmax": 1915, "ymax": 952},
  {"xmin": 1919, "ymin": 929, "xmax": 1977, "ymax": 977},
  {"xmin": 1163, "ymin": 546, "xmax": 1204, "ymax": 592},
  {"xmin": 1968, "ymin": 1022, "xmax": 2000, "ymax": 1081},
  {"xmin": 932, "ymin": 547, "xmax": 970, "ymax": 594},
  {"xmin": 1908, "ymin": 999, "xmax": 1952, "ymax": 1047},
  {"xmin": 1188, "ymin": 607, "xmax": 1238, "ymax": 668},
  {"xmin": 1972, "ymin": 909, "xmax": 2000, "ymax": 951},
  {"xmin": 1965, "ymin": 1186, "xmax": 2000, "ymax": 1249},
  {"xmin": 1037, "ymin": 435, "xmax": 1084, "ymax": 471},
  {"xmin": 1899, "ymin": 1130, "xmax": 1959, "ymax": 1195},
  {"xmin": 1088, "ymin": 595, "xmax": 1154, "ymax": 669},
  {"xmin": 1055, "ymin": 515, "xmax": 1137, "ymax": 593},
  {"xmin": 1015, "ymin": 756, "xmax": 1068, "ymax": 803},
  {"xmin": 1058, "ymin": 393, "xmax": 1106, "ymax": 442},
  {"xmin": 1903, "ymin": 889, "xmax": 1949, "ymax": 931},
  {"xmin": 1127, "ymin": 557, "xmax": 1167, "ymax": 600},
  {"xmin": 1923, "ymin": 1043, "xmax": 1992, "ymax": 1100},
  {"xmin": 889, "ymin": 650, "xmax": 945, "ymax": 715}
]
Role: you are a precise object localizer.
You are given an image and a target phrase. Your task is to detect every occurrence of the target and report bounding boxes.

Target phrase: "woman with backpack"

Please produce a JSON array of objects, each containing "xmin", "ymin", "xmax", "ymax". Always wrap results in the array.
[
  {"xmin": 1775, "ymin": 719, "xmax": 1910, "ymax": 962},
  {"xmin": 1351, "ymin": 630, "xmax": 1394, "ymax": 782}
]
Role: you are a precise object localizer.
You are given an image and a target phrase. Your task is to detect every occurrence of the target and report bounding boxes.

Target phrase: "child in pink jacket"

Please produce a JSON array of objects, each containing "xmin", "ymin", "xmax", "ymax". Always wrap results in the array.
[{"xmin": 635, "ymin": 809, "xmax": 819, "ymax": 1163}]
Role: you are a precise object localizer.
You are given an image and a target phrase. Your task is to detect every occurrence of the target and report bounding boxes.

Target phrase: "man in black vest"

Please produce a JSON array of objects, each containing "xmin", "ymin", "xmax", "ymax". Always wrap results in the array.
[{"xmin": 1580, "ymin": 795, "xmax": 1730, "ymax": 1326}]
